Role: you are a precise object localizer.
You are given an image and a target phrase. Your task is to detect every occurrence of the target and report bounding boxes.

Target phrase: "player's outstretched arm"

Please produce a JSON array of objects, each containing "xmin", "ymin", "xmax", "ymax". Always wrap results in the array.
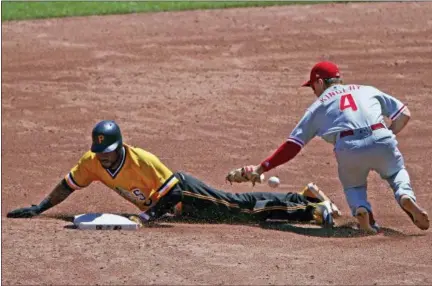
[
  {"xmin": 226, "ymin": 141, "xmax": 301, "ymax": 185},
  {"xmin": 389, "ymin": 108, "xmax": 411, "ymax": 135},
  {"xmin": 7, "ymin": 179, "xmax": 74, "ymax": 218}
]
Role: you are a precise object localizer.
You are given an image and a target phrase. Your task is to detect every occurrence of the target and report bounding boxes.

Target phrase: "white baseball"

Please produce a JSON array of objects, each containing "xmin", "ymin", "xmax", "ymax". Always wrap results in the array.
[{"xmin": 268, "ymin": 176, "xmax": 280, "ymax": 188}]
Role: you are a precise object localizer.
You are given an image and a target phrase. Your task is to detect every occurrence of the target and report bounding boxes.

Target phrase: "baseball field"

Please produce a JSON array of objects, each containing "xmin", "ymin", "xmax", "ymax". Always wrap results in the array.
[{"xmin": 2, "ymin": 1, "xmax": 432, "ymax": 285}]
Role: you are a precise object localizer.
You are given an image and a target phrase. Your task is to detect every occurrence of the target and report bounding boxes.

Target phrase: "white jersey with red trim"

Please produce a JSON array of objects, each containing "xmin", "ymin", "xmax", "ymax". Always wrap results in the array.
[{"xmin": 288, "ymin": 84, "xmax": 406, "ymax": 146}]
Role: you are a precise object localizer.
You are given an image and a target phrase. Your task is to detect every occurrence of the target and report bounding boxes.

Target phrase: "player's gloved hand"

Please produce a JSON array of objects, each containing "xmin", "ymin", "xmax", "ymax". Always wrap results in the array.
[
  {"xmin": 225, "ymin": 165, "xmax": 264, "ymax": 186},
  {"xmin": 7, "ymin": 205, "xmax": 41, "ymax": 218}
]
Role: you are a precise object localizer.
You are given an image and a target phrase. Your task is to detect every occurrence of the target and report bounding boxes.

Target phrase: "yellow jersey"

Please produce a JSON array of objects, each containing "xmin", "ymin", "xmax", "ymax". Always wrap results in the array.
[{"xmin": 64, "ymin": 144, "xmax": 179, "ymax": 211}]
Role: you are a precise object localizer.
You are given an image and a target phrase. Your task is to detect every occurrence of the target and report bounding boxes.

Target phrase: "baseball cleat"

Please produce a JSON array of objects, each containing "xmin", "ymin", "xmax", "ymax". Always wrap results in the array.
[
  {"xmin": 400, "ymin": 196, "xmax": 429, "ymax": 230},
  {"xmin": 355, "ymin": 207, "xmax": 379, "ymax": 234},
  {"xmin": 302, "ymin": 183, "xmax": 342, "ymax": 218},
  {"xmin": 313, "ymin": 202, "xmax": 334, "ymax": 228}
]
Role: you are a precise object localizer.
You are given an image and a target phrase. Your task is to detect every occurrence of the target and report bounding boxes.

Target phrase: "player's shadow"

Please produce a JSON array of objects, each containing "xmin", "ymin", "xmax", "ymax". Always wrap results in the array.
[
  {"xmin": 158, "ymin": 215, "xmax": 417, "ymax": 238},
  {"xmin": 44, "ymin": 213, "xmax": 421, "ymax": 237},
  {"xmin": 259, "ymin": 217, "xmax": 416, "ymax": 238},
  {"xmin": 43, "ymin": 213, "xmax": 74, "ymax": 222}
]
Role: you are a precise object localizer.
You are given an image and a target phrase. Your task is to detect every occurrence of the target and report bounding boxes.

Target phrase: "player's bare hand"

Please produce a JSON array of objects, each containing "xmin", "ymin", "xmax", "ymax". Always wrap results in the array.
[{"xmin": 225, "ymin": 165, "xmax": 264, "ymax": 186}]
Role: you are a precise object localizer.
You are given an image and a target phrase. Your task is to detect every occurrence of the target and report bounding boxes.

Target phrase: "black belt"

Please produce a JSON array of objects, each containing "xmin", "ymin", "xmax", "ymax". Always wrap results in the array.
[{"xmin": 339, "ymin": 123, "xmax": 386, "ymax": 138}]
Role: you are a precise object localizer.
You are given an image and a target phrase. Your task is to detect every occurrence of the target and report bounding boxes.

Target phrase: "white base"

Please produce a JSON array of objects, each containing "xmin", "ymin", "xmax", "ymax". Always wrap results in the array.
[{"xmin": 73, "ymin": 213, "xmax": 139, "ymax": 230}]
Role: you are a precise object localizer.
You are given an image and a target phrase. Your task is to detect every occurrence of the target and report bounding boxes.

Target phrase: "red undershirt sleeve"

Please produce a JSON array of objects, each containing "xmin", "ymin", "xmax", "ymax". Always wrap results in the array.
[{"xmin": 260, "ymin": 141, "xmax": 302, "ymax": 172}]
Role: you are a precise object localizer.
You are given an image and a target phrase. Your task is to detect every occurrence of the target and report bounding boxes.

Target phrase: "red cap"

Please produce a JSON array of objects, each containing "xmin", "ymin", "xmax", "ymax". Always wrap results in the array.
[{"xmin": 302, "ymin": 61, "xmax": 341, "ymax": 87}]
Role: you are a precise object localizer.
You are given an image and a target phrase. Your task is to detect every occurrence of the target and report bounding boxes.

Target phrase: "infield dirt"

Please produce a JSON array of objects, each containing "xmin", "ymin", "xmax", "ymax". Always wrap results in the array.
[{"xmin": 2, "ymin": 3, "xmax": 432, "ymax": 285}]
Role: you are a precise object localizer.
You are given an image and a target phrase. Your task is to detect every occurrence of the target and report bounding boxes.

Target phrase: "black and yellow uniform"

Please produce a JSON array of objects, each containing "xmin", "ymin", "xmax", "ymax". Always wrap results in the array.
[
  {"xmin": 153, "ymin": 172, "xmax": 319, "ymax": 223},
  {"xmin": 65, "ymin": 144, "xmax": 319, "ymax": 223},
  {"xmin": 65, "ymin": 144, "xmax": 179, "ymax": 211}
]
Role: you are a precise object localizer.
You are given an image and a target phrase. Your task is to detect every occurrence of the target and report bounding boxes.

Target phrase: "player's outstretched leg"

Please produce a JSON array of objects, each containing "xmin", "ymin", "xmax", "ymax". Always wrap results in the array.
[{"xmin": 253, "ymin": 194, "xmax": 335, "ymax": 227}]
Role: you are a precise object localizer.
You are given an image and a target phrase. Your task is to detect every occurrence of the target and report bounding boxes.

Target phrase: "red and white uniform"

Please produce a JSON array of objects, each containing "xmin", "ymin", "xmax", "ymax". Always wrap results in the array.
[{"xmin": 261, "ymin": 83, "xmax": 414, "ymax": 216}]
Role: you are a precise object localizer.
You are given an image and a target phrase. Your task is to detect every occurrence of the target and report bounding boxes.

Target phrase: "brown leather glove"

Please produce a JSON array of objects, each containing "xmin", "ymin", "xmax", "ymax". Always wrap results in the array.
[{"xmin": 226, "ymin": 165, "xmax": 264, "ymax": 186}]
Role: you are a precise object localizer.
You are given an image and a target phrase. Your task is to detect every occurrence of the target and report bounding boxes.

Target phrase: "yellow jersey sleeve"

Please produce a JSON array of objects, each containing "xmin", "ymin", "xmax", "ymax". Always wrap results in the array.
[{"xmin": 65, "ymin": 151, "xmax": 97, "ymax": 190}]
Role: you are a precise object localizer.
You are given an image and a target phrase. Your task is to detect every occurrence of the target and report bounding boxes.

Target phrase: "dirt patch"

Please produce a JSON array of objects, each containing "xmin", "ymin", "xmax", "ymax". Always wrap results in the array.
[{"xmin": 2, "ymin": 3, "xmax": 432, "ymax": 285}]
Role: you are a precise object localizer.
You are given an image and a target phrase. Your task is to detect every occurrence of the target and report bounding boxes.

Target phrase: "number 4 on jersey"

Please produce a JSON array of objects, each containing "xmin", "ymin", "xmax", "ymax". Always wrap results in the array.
[{"xmin": 339, "ymin": 93, "xmax": 358, "ymax": 111}]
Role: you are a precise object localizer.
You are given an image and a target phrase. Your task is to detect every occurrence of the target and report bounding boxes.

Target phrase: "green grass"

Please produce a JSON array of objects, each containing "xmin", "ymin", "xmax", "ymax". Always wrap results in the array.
[{"xmin": 2, "ymin": 1, "xmax": 327, "ymax": 22}]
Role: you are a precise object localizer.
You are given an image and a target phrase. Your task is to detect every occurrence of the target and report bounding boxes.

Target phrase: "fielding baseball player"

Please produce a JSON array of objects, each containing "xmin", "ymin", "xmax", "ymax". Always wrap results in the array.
[
  {"xmin": 8, "ymin": 120, "xmax": 340, "ymax": 227},
  {"xmin": 226, "ymin": 61, "xmax": 429, "ymax": 234}
]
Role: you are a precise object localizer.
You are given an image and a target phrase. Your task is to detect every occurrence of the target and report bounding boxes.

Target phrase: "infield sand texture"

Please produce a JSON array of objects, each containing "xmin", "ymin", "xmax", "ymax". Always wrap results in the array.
[{"xmin": 2, "ymin": 3, "xmax": 432, "ymax": 285}]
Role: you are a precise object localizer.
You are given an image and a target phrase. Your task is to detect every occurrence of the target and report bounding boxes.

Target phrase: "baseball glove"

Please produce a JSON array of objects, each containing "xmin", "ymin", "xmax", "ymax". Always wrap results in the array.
[
  {"xmin": 226, "ymin": 165, "xmax": 264, "ymax": 186},
  {"xmin": 7, "ymin": 205, "xmax": 41, "ymax": 218}
]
